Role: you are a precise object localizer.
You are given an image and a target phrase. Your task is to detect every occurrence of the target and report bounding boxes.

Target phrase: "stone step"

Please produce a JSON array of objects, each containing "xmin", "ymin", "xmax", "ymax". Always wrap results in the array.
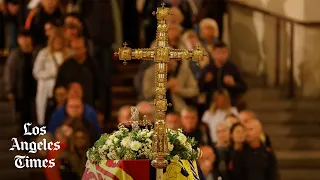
[
  {"xmin": 271, "ymin": 137, "xmax": 320, "ymax": 151},
  {"xmin": 280, "ymin": 169, "xmax": 320, "ymax": 180},
  {"xmin": 0, "ymin": 125, "xmax": 19, "ymax": 139},
  {"xmin": 247, "ymin": 99, "xmax": 320, "ymax": 112},
  {"xmin": 0, "ymin": 151, "xmax": 29, "ymax": 170},
  {"xmin": 112, "ymin": 99, "xmax": 136, "ymax": 110},
  {"xmin": 0, "ymin": 101, "xmax": 13, "ymax": 114},
  {"xmin": 244, "ymin": 88, "xmax": 283, "ymax": 100},
  {"xmin": 112, "ymin": 73, "xmax": 135, "ymax": 86},
  {"xmin": 116, "ymin": 62, "xmax": 139, "ymax": 73},
  {"xmin": 256, "ymin": 111, "xmax": 320, "ymax": 125},
  {"xmin": 0, "ymin": 168, "xmax": 45, "ymax": 180},
  {"xmin": 0, "ymin": 139, "xmax": 13, "ymax": 152},
  {"xmin": 111, "ymin": 86, "xmax": 136, "ymax": 98},
  {"xmin": 277, "ymin": 151, "xmax": 320, "ymax": 169},
  {"xmin": 0, "ymin": 112, "xmax": 15, "ymax": 125},
  {"xmin": 0, "ymin": 151, "xmax": 45, "ymax": 170},
  {"xmin": 264, "ymin": 124, "xmax": 320, "ymax": 137}
]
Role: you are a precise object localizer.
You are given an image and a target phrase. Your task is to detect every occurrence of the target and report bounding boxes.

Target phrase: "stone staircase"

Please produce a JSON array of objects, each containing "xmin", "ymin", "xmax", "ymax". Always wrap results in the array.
[
  {"xmin": 244, "ymin": 87, "xmax": 320, "ymax": 180},
  {"xmin": 110, "ymin": 60, "xmax": 140, "ymax": 122},
  {"xmin": 0, "ymin": 101, "xmax": 46, "ymax": 180}
]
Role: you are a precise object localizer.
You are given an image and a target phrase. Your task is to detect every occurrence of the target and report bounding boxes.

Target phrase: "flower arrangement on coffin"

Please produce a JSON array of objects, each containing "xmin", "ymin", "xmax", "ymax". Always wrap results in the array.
[
  {"xmin": 87, "ymin": 127, "xmax": 201, "ymax": 164},
  {"xmin": 83, "ymin": 107, "xmax": 202, "ymax": 180}
]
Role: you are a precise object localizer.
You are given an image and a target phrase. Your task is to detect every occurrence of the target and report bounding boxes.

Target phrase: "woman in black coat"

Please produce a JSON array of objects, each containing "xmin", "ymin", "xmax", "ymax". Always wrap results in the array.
[{"xmin": 228, "ymin": 123, "xmax": 246, "ymax": 180}]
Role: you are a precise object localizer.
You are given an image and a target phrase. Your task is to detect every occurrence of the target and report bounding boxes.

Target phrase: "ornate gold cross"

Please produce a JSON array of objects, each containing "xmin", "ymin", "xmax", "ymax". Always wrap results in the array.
[{"xmin": 115, "ymin": 3, "xmax": 205, "ymax": 169}]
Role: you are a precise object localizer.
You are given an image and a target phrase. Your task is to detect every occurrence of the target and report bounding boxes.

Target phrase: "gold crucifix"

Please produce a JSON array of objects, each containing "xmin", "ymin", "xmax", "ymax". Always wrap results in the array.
[{"xmin": 115, "ymin": 3, "xmax": 205, "ymax": 169}]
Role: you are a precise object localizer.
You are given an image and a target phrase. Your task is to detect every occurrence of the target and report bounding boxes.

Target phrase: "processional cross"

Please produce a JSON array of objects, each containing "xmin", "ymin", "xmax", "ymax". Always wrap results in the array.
[{"xmin": 115, "ymin": 2, "xmax": 205, "ymax": 170}]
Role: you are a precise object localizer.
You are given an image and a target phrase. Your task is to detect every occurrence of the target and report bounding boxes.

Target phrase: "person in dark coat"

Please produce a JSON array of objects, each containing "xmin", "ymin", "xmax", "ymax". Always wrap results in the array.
[
  {"xmin": 141, "ymin": 0, "xmax": 162, "ymax": 47},
  {"xmin": 24, "ymin": 0, "xmax": 63, "ymax": 47},
  {"xmin": 243, "ymin": 120, "xmax": 278, "ymax": 180},
  {"xmin": 3, "ymin": 30, "xmax": 40, "ymax": 142},
  {"xmin": 213, "ymin": 122, "xmax": 231, "ymax": 180},
  {"xmin": 80, "ymin": 0, "xmax": 123, "ymax": 122},
  {"xmin": 180, "ymin": 106, "xmax": 214, "ymax": 148},
  {"xmin": 4, "ymin": 0, "xmax": 24, "ymax": 51},
  {"xmin": 239, "ymin": 110, "xmax": 273, "ymax": 148},
  {"xmin": 198, "ymin": 41, "xmax": 247, "ymax": 108},
  {"xmin": 228, "ymin": 123, "xmax": 246, "ymax": 180},
  {"xmin": 55, "ymin": 37, "xmax": 99, "ymax": 108}
]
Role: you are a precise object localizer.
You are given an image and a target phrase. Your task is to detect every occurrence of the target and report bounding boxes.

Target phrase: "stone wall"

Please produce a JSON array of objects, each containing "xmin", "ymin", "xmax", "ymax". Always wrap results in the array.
[{"xmin": 228, "ymin": 0, "xmax": 320, "ymax": 97}]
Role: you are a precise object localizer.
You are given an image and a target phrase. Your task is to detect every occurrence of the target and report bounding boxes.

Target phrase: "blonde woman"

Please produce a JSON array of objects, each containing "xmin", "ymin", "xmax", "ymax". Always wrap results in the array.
[
  {"xmin": 181, "ymin": 29, "xmax": 210, "ymax": 77},
  {"xmin": 33, "ymin": 29, "xmax": 69, "ymax": 126},
  {"xmin": 198, "ymin": 18, "xmax": 219, "ymax": 53},
  {"xmin": 202, "ymin": 89, "xmax": 238, "ymax": 143}
]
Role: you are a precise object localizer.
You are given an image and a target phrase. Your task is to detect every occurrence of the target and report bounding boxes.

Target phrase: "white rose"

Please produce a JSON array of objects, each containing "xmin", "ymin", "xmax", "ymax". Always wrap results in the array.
[
  {"xmin": 177, "ymin": 134, "xmax": 187, "ymax": 144},
  {"xmin": 109, "ymin": 134, "xmax": 115, "ymax": 140},
  {"xmin": 173, "ymin": 155, "xmax": 180, "ymax": 160},
  {"xmin": 106, "ymin": 139, "xmax": 113, "ymax": 147},
  {"xmin": 146, "ymin": 138, "xmax": 152, "ymax": 144},
  {"xmin": 130, "ymin": 141, "xmax": 142, "ymax": 151},
  {"xmin": 114, "ymin": 131, "xmax": 122, "ymax": 137},
  {"xmin": 140, "ymin": 129, "xmax": 148, "ymax": 136},
  {"xmin": 168, "ymin": 142, "xmax": 174, "ymax": 151},
  {"xmin": 102, "ymin": 145, "xmax": 108, "ymax": 150},
  {"xmin": 147, "ymin": 132, "xmax": 153, "ymax": 138},
  {"xmin": 121, "ymin": 137, "xmax": 131, "ymax": 148}
]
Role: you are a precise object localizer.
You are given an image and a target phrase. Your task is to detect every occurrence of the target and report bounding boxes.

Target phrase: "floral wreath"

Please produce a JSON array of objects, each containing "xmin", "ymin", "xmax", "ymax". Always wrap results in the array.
[{"xmin": 87, "ymin": 127, "xmax": 201, "ymax": 164}]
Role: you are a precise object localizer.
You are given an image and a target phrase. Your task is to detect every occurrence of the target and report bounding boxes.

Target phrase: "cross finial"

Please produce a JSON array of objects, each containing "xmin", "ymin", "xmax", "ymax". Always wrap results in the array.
[
  {"xmin": 123, "ymin": 42, "xmax": 128, "ymax": 47},
  {"xmin": 195, "ymin": 44, "xmax": 201, "ymax": 50},
  {"xmin": 131, "ymin": 106, "xmax": 140, "ymax": 131},
  {"xmin": 161, "ymin": 2, "xmax": 166, "ymax": 7}
]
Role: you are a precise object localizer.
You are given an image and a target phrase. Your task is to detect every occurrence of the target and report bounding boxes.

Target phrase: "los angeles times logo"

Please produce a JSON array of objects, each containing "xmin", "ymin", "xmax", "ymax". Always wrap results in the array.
[{"xmin": 9, "ymin": 123, "xmax": 60, "ymax": 168}]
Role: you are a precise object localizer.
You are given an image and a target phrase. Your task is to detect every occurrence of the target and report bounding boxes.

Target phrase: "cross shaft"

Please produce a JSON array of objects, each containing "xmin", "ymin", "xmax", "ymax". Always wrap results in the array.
[{"xmin": 115, "ymin": 3, "xmax": 205, "ymax": 169}]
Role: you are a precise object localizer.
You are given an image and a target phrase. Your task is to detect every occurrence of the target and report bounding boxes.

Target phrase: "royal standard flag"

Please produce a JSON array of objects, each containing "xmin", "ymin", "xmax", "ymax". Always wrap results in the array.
[{"xmin": 82, "ymin": 160, "xmax": 200, "ymax": 180}]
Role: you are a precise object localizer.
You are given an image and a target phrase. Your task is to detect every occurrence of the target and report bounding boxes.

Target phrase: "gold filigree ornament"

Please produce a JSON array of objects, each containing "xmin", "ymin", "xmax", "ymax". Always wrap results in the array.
[{"xmin": 114, "ymin": 3, "xmax": 206, "ymax": 170}]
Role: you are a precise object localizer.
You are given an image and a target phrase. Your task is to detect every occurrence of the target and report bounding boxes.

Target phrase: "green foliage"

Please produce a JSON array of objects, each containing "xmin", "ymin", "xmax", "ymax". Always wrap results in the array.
[{"xmin": 87, "ymin": 128, "xmax": 201, "ymax": 164}]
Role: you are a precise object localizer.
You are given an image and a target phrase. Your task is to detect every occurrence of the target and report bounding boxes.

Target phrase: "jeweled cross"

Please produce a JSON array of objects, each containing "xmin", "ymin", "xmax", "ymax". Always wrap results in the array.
[{"xmin": 115, "ymin": 3, "xmax": 206, "ymax": 169}]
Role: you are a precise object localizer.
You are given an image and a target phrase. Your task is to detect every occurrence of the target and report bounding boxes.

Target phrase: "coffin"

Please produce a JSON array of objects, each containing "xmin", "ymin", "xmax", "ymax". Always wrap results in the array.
[{"xmin": 82, "ymin": 159, "xmax": 200, "ymax": 180}]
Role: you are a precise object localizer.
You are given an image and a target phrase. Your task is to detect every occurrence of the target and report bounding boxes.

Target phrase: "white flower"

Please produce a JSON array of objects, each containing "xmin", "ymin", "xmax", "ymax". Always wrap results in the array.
[
  {"xmin": 147, "ymin": 131, "xmax": 153, "ymax": 138},
  {"xmin": 173, "ymin": 155, "xmax": 180, "ymax": 160},
  {"xmin": 139, "ymin": 129, "xmax": 147, "ymax": 137},
  {"xmin": 107, "ymin": 150, "xmax": 119, "ymax": 159},
  {"xmin": 114, "ymin": 137, "xmax": 119, "ymax": 143},
  {"xmin": 168, "ymin": 142, "xmax": 174, "ymax": 151},
  {"xmin": 186, "ymin": 143, "xmax": 192, "ymax": 151},
  {"xmin": 121, "ymin": 137, "xmax": 131, "ymax": 148},
  {"xmin": 130, "ymin": 141, "xmax": 142, "ymax": 151},
  {"xmin": 114, "ymin": 131, "xmax": 123, "ymax": 137},
  {"xmin": 106, "ymin": 139, "xmax": 113, "ymax": 147},
  {"xmin": 102, "ymin": 145, "xmax": 108, "ymax": 150},
  {"xmin": 109, "ymin": 134, "xmax": 115, "ymax": 140},
  {"xmin": 146, "ymin": 138, "xmax": 152, "ymax": 144},
  {"xmin": 177, "ymin": 134, "xmax": 187, "ymax": 144}
]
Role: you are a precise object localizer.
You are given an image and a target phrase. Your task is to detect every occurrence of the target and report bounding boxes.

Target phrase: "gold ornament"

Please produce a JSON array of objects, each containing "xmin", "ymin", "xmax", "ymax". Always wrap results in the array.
[{"xmin": 115, "ymin": 3, "xmax": 206, "ymax": 170}]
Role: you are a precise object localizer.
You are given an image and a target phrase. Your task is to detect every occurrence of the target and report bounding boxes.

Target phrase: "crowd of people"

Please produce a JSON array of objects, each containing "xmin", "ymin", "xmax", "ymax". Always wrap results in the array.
[{"xmin": 0, "ymin": 0, "xmax": 278, "ymax": 180}]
